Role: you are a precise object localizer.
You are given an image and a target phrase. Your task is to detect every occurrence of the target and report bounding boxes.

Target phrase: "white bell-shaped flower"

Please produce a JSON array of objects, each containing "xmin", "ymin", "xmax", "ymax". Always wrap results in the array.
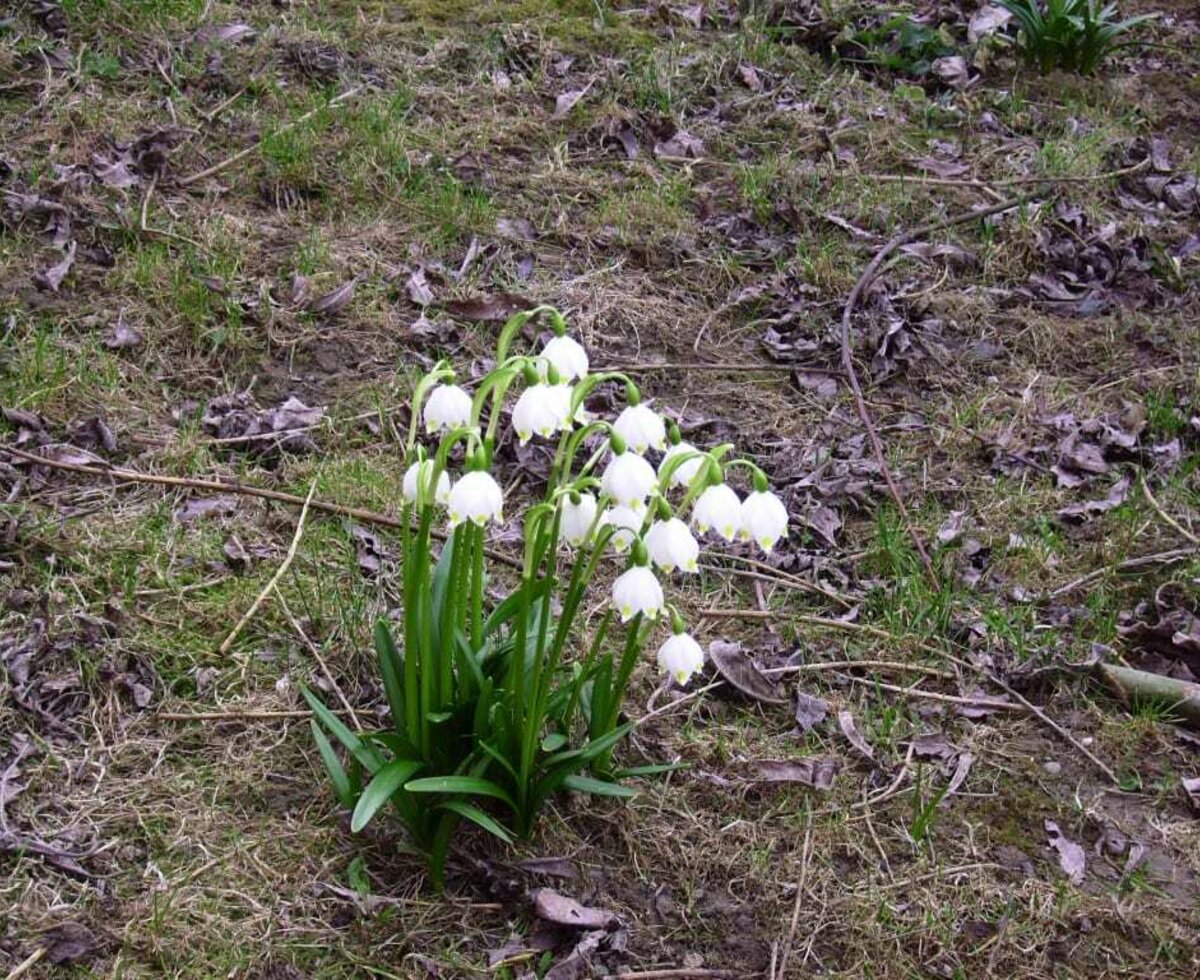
[
  {"xmin": 613, "ymin": 404, "xmax": 667, "ymax": 455},
  {"xmin": 600, "ymin": 451, "xmax": 657, "ymax": 512},
  {"xmin": 739, "ymin": 490, "xmax": 789, "ymax": 552},
  {"xmin": 402, "ymin": 459, "xmax": 451, "ymax": 506},
  {"xmin": 560, "ymin": 493, "xmax": 598, "ymax": 547},
  {"xmin": 512, "ymin": 383, "xmax": 572, "ymax": 444},
  {"xmin": 659, "ymin": 441, "xmax": 705, "ymax": 490},
  {"xmin": 644, "ymin": 518, "xmax": 700, "ymax": 573},
  {"xmin": 447, "ymin": 470, "xmax": 503, "ymax": 527},
  {"xmin": 692, "ymin": 483, "xmax": 742, "ymax": 542},
  {"xmin": 540, "ymin": 334, "xmax": 589, "ymax": 381},
  {"xmin": 599, "ymin": 505, "xmax": 642, "ymax": 553},
  {"xmin": 657, "ymin": 632, "xmax": 705, "ymax": 686},
  {"xmin": 423, "ymin": 384, "xmax": 473, "ymax": 434},
  {"xmin": 611, "ymin": 565, "xmax": 664, "ymax": 622}
]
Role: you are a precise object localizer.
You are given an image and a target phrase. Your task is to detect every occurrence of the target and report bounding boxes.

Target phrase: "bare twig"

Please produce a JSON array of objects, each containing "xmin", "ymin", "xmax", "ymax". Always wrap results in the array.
[
  {"xmin": 276, "ymin": 592, "xmax": 363, "ymax": 731},
  {"xmin": 4, "ymin": 947, "xmax": 46, "ymax": 980},
  {"xmin": 218, "ymin": 483, "xmax": 316, "ymax": 656},
  {"xmin": 861, "ymin": 157, "xmax": 1150, "ymax": 189},
  {"xmin": 138, "ymin": 171, "xmax": 207, "ymax": 251},
  {"xmin": 1140, "ymin": 476, "xmax": 1199, "ymax": 546},
  {"xmin": 179, "ymin": 86, "xmax": 362, "ymax": 187},
  {"xmin": 775, "ymin": 805, "xmax": 813, "ymax": 980},
  {"xmin": 156, "ymin": 709, "xmax": 327, "ymax": 722},
  {"xmin": 600, "ymin": 971, "xmax": 743, "ymax": 980},
  {"xmin": 763, "ymin": 660, "xmax": 956, "ymax": 681},
  {"xmin": 1048, "ymin": 547, "xmax": 1195, "ymax": 598},
  {"xmin": 945, "ymin": 654, "xmax": 1121, "ymax": 786},
  {"xmin": 0, "ymin": 444, "xmax": 524, "ymax": 571},
  {"xmin": 838, "ymin": 675, "xmax": 1025, "ymax": 712},
  {"xmin": 840, "ymin": 194, "xmax": 1036, "ymax": 585}
]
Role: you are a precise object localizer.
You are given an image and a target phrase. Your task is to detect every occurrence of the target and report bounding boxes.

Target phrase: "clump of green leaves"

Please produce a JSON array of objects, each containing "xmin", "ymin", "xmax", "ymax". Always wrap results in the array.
[
  {"xmin": 999, "ymin": 0, "xmax": 1155, "ymax": 74},
  {"xmin": 305, "ymin": 306, "xmax": 787, "ymax": 887},
  {"xmin": 838, "ymin": 13, "xmax": 959, "ymax": 77}
]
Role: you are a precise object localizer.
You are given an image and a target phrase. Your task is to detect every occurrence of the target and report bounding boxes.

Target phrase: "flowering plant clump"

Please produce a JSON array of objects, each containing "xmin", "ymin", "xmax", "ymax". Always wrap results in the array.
[{"xmin": 304, "ymin": 306, "xmax": 788, "ymax": 886}]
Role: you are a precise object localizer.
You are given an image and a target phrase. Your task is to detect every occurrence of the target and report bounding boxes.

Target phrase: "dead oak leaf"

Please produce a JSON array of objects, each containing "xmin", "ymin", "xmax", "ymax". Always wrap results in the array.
[
  {"xmin": 532, "ymin": 888, "xmax": 617, "ymax": 930},
  {"xmin": 1046, "ymin": 820, "xmax": 1086, "ymax": 885},
  {"xmin": 33, "ymin": 241, "xmax": 76, "ymax": 292},
  {"xmin": 308, "ymin": 277, "xmax": 358, "ymax": 316},
  {"xmin": 742, "ymin": 757, "xmax": 839, "ymax": 790},
  {"xmin": 709, "ymin": 640, "xmax": 786, "ymax": 704},
  {"xmin": 837, "ymin": 710, "xmax": 876, "ymax": 762},
  {"xmin": 444, "ymin": 293, "xmax": 532, "ymax": 322}
]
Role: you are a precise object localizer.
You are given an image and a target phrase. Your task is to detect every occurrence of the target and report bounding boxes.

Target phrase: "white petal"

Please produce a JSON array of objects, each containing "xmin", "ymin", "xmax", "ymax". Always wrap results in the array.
[
  {"xmin": 447, "ymin": 471, "xmax": 503, "ymax": 527},
  {"xmin": 402, "ymin": 460, "xmax": 451, "ymax": 505},
  {"xmin": 541, "ymin": 335, "xmax": 589, "ymax": 381},
  {"xmin": 560, "ymin": 493, "xmax": 599, "ymax": 547},
  {"xmin": 659, "ymin": 441, "xmax": 705, "ymax": 489},
  {"xmin": 739, "ymin": 491, "xmax": 789, "ymax": 552},
  {"xmin": 692, "ymin": 484, "xmax": 742, "ymax": 542},
  {"xmin": 613, "ymin": 404, "xmax": 667, "ymax": 455},
  {"xmin": 600, "ymin": 452, "xmax": 658, "ymax": 510},
  {"xmin": 423, "ymin": 384, "xmax": 473, "ymax": 434},
  {"xmin": 611, "ymin": 566, "xmax": 663, "ymax": 622},
  {"xmin": 657, "ymin": 633, "xmax": 705, "ymax": 686}
]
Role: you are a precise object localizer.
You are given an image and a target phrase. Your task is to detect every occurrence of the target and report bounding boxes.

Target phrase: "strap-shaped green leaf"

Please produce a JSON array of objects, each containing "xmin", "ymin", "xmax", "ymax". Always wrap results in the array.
[
  {"xmin": 350, "ymin": 758, "xmax": 424, "ymax": 832},
  {"xmin": 438, "ymin": 800, "xmax": 514, "ymax": 845},
  {"xmin": 373, "ymin": 619, "xmax": 406, "ymax": 733},
  {"xmin": 310, "ymin": 718, "xmax": 353, "ymax": 807},
  {"xmin": 302, "ymin": 686, "xmax": 383, "ymax": 773},
  {"xmin": 562, "ymin": 774, "xmax": 638, "ymax": 799},
  {"xmin": 404, "ymin": 775, "xmax": 517, "ymax": 811}
]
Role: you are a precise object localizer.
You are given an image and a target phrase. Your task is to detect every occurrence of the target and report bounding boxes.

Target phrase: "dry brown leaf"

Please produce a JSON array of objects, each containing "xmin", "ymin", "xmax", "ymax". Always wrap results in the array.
[{"xmin": 708, "ymin": 640, "xmax": 786, "ymax": 704}]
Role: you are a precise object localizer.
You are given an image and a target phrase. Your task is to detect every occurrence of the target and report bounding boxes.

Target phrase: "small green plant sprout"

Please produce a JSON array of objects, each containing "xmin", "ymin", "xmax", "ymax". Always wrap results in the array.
[
  {"xmin": 999, "ymin": 0, "xmax": 1157, "ymax": 75},
  {"xmin": 304, "ymin": 306, "xmax": 789, "ymax": 887}
]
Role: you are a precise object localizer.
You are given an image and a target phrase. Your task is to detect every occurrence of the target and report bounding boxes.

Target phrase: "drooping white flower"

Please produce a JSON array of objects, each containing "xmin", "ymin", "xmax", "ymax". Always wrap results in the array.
[
  {"xmin": 599, "ymin": 505, "xmax": 642, "ymax": 552},
  {"xmin": 447, "ymin": 470, "xmax": 503, "ymax": 527},
  {"xmin": 658, "ymin": 441, "xmax": 706, "ymax": 490},
  {"xmin": 600, "ymin": 451, "xmax": 657, "ymax": 511},
  {"xmin": 423, "ymin": 384, "xmax": 473, "ymax": 434},
  {"xmin": 657, "ymin": 632, "xmax": 705, "ymax": 686},
  {"xmin": 644, "ymin": 518, "xmax": 700, "ymax": 573},
  {"xmin": 611, "ymin": 566, "xmax": 664, "ymax": 622},
  {"xmin": 540, "ymin": 334, "xmax": 589, "ymax": 382},
  {"xmin": 512, "ymin": 383, "xmax": 572, "ymax": 444},
  {"xmin": 739, "ymin": 490, "xmax": 789, "ymax": 552},
  {"xmin": 613, "ymin": 404, "xmax": 667, "ymax": 455},
  {"xmin": 402, "ymin": 459, "xmax": 451, "ymax": 506},
  {"xmin": 692, "ymin": 483, "xmax": 742, "ymax": 542},
  {"xmin": 560, "ymin": 493, "xmax": 598, "ymax": 547}
]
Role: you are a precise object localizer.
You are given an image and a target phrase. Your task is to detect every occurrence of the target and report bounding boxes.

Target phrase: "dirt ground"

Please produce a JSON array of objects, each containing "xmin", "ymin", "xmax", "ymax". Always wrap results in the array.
[{"xmin": 2, "ymin": 1, "xmax": 1199, "ymax": 977}]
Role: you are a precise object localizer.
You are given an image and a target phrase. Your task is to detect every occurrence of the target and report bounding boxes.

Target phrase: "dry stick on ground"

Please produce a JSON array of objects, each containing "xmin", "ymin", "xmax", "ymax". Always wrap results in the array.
[
  {"xmin": 840, "ymin": 193, "xmax": 1037, "ymax": 586},
  {"xmin": 1140, "ymin": 476, "xmax": 1199, "ymax": 546},
  {"xmin": 138, "ymin": 171, "xmax": 207, "ymax": 252},
  {"xmin": 4, "ymin": 947, "xmax": 46, "ymax": 980},
  {"xmin": 775, "ymin": 804, "xmax": 813, "ymax": 980},
  {"xmin": 156, "ymin": 709, "xmax": 329, "ymax": 722},
  {"xmin": 862, "ymin": 157, "xmax": 1151, "ymax": 189},
  {"xmin": 1048, "ymin": 547, "xmax": 1195, "ymax": 598},
  {"xmin": 943, "ymin": 653, "xmax": 1122, "ymax": 786},
  {"xmin": 0, "ymin": 446, "xmax": 525, "ymax": 571},
  {"xmin": 837, "ymin": 675, "xmax": 1025, "ymax": 713},
  {"xmin": 178, "ymin": 85, "xmax": 362, "ymax": 187},
  {"xmin": 218, "ymin": 482, "xmax": 316, "ymax": 656},
  {"xmin": 276, "ymin": 592, "xmax": 363, "ymax": 732}
]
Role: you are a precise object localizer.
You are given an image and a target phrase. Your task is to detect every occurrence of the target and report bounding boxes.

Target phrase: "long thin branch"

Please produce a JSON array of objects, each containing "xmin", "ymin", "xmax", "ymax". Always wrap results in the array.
[
  {"xmin": 219, "ymin": 483, "xmax": 316, "ymax": 655},
  {"xmin": 178, "ymin": 86, "xmax": 362, "ymax": 187},
  {"xmin": 1, "ymin": 445, "xmax": 524, "ymax": 571},
  {"xmin": 840, "ymin": 194, "xmax": 1036, "ymax": 585},
  {"xmin": 861, "ymin": 157, "xmax": 1150, "ymax": 189}
]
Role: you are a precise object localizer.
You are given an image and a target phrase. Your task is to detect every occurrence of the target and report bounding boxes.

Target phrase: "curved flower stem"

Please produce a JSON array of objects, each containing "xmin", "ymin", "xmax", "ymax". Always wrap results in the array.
[{"xmin": 405, "ymin": 362, "xmax": 454, "ymax": 456}]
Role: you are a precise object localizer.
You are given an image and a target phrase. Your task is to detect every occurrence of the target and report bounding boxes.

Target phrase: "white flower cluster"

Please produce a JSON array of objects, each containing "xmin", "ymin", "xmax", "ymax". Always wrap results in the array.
[{"xmin": 405, "ymin": 328, "xmax": 790, "ymax": 688}]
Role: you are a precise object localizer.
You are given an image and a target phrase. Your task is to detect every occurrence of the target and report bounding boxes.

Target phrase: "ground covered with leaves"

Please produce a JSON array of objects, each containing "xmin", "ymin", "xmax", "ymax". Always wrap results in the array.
[{"xmin": 2, "ymin": 0, "xmax": 1200, "ymax": 976}]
